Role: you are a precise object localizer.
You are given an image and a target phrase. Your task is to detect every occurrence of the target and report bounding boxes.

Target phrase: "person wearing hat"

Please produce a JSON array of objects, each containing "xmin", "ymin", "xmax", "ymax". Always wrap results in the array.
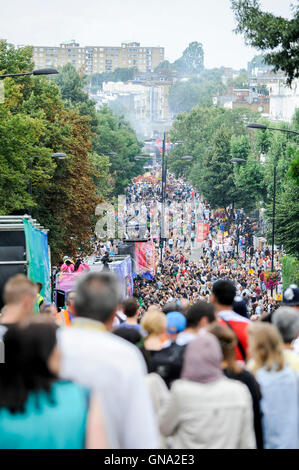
[
  {"xmin": 262, "ymin": 284, "xmax": 299, "ymax": 324},
  {"xmin": 282, "ymin": 285, "xmax": 299, "ymax": 310}
]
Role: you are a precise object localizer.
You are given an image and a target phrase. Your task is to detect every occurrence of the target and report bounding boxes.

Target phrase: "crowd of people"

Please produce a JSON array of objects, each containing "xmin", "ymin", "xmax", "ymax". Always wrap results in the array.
[
  {"xmin": 128, "ymin": 170, "xmax": 282, "ymax": 319},
  {"xmin": 0, "ymin": 167, "xmax": 298, "ymax": 450},
  {"xmin": 0, "ymin": 271, "xmax": 299, "ymax": 449}
]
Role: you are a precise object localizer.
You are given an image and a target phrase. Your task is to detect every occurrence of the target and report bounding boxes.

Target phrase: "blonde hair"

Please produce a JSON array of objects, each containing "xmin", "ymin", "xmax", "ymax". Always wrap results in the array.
[
  {"xmin": 4, "ymin": 274, "xmax": 37, "ymax": 305},
  {"xmin": 248, "ymin": 322, "xmax": 285, "ymax": 373},
  {"xmin": 141, "ymin": 308, "xmax": 166, "ymax": 336}
]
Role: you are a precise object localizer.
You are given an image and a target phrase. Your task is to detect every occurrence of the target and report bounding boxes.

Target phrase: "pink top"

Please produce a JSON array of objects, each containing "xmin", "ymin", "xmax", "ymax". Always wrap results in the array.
[
  {"xmin": 76, "ymin": 264, "xmax": 90, "ymax": 272},
  {"xmin": 60, "ymin": 264, "xmax": 75, "ymax": 273}
]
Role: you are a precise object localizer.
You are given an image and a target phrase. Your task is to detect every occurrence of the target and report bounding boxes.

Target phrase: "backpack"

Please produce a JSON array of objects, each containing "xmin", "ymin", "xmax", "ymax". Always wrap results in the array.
[{"xmin": 150, "ymin": 342, "xmax": 186, "ymax": 388}]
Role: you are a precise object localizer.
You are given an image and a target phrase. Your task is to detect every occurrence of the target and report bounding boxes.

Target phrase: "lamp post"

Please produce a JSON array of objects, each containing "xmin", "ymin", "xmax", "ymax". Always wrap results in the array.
[
  {"xmin": 246, "ymin": 122, "xmax": 299, "ymax": 271},
  {"xmin": 0, "ymin": 68, "xmax": 59, "ymax": 79},
  {"xmin": 29, "ymin": 152, "xmax": 67, "ymax": 215},
  {"xmin": 247, "ymin": 123, "xmax": 299, "ymax": 135}
]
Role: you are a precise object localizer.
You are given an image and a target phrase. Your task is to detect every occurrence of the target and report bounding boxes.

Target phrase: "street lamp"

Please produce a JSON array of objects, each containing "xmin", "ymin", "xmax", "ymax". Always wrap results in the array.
[
  {"xmin": 247, "ymin": 123, "xmax": 299, "ymax": 135},
  {"xmin": 0, "ymin": 68, "xmax": 59, "ymax": 79},
  {"xmin": 52, "ymin": 153, "xmax": 67, "ymax": 160},
  {"xmin": 231, "ymin": 158, "xmax": 246, "ymax": 163},
  {"xmin": 135, "ymin": 154, "xmax": 150, "ymax": 160},
  {"xmin": 181, "ymin": 156, "xmax": 193, "ymax": 161}
]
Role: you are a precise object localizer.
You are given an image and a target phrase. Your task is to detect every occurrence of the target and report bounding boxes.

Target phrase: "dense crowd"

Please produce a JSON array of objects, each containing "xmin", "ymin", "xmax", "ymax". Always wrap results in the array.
[
  {"xmin": 0, "ymin": 168, "xmax": 299, "ymax": 450},
  {"xmin": 128, "ymin": 170, "xmax": 282, "ymax": 319}
]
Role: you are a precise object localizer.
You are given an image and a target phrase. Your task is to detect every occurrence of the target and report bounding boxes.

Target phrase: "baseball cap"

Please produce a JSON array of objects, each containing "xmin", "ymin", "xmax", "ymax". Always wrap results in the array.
[
  {"xmin": 166, "ymin": 312, "xmax": 186, "ymax": 334},
  {"xmin": 282, "ymin": 285, "xmax": 299, "ymax": 306}
]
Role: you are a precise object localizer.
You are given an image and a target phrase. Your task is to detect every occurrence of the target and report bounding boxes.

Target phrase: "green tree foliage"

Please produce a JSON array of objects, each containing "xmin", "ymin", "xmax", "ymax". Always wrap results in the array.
[
  {"xmin": 275, "ymin": 178, "xmax": 299, "ymax": 258},
  {"xmin": 54, "ymin": 65, "xmax": 143, "ymax": 198},
  {"xmin": 169, "ymin": 70, "xmax": 226, "ymax": 114},
  {"xmin": 191, "ymin": 125, "xmax": 236, "ymax": 210},
  {"xmin": 287, "ymin": 149, "xmax": 299, "ymax": 186},
  {"xmin": 93, "ymin": 107, "xmax": 143, "ymax": 196},
  {"xmin": 0, "ymin": 41, "xmax": 121, "ymax": 262},
  {"xmin": 231, "ymin": 0, "xmax": 299, "ymax": 84},
  {"xmin": 90, "ymin": 67, "xmax": 135, "ymax": 90},
  {"xmin": 173, "ymin": 42, "xmax": 204, "ymax": 76},
  {"xmin": 282, "ymin": 255, "xmax": 299, "ymax": 289},
  {"xmin": 168, "ymin": 106, "xmax": 258, "ymax": 175},
  {"xmin": 233, "ymin": 158, "xmax": 266, "ymax": 213},
  {"xmin": 154, "ymin": 60, "xmax": 175, "ymax": 80},
  {"xmin": 54, "ymin": 64, "xmax": 98, "ymax": 131},
  {"xmin": 227, "ymin": 69, "xmax": 250, "ymax": 89}
]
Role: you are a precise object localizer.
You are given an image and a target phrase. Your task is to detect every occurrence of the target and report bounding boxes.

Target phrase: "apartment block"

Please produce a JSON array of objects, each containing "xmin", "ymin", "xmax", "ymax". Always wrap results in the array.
[{"xmin": 32, "ymin": 40, "xmax": 164, "ymax": 74}]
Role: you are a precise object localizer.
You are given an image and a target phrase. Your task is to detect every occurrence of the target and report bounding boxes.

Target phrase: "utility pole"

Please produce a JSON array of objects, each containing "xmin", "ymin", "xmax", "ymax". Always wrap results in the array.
[
  {"xmin": 160, "ymin": 133, "xmax": 166, "ymax": 264},
  {"xmin": 271, "ymin": 166, "xmax": 277, "ymax": 297}
]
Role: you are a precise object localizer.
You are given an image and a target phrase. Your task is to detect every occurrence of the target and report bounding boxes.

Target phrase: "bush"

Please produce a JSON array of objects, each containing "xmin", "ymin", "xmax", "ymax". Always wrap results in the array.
[{"xmin": 282, "ymin": 255, "xmax": 299, "ymax": 289}]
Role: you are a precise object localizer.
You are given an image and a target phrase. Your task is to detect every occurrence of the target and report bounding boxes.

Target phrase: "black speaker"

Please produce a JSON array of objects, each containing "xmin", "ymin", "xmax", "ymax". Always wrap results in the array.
[
  {"xmin": 0, "ymin": 231, "xmax": 27, "ymax": 310},
  {"xmin": 117, "ymin": 243, "xmax": 135, "ymax": 260}
]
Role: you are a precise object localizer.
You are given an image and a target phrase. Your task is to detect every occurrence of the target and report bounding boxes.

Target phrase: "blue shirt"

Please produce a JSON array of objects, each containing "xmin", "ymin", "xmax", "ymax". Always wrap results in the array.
[
  {"xmin": 0, "ymin": 381, "xmax": 89, "ymax": 449},
  {"xmin": 256, "ymin": 365, "xmax": 299, "ymax": 449}
]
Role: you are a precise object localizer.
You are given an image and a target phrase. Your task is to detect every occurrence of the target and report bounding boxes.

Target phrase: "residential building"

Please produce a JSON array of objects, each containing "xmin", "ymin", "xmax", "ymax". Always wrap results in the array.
[
  {"xmin": 214, "ymin": 86, "xmax": 269, "ymax": 115},
  {"xmin": 92, "ymin": 80, "xmax": 172, "ymax": 138},
  {"xmin": 268, "ymin": 79, "xmax": 299, "ymax": 123},
  {"xmin": 31, "ymin": 40, "xmax": 164, "ymax": 74}
]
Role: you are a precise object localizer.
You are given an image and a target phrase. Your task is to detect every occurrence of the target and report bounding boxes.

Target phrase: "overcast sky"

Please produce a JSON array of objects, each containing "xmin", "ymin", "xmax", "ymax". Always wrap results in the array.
[{"xmin": 0, "ymin": 0, "xmax": 294, "ymax": 69}]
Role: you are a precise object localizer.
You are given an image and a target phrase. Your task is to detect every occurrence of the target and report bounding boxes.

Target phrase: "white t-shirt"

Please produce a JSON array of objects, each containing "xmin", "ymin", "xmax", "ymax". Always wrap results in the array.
[{"xmin": 57, "ymin": 321, "xmax": 158, "ymax": 449}]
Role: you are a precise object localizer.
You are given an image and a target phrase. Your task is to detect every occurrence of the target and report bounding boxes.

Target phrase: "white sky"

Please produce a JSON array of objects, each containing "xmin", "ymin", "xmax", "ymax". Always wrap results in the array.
[{"xmin": 0, "ymin": 0, "xmax": 295, "ymax": 69}]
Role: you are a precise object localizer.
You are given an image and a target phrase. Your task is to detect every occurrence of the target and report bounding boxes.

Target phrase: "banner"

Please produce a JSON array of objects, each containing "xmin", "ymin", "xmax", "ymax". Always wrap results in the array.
[
  {"xmin": 135, "ymin": 241, "xmax": 155, "ymax": 277},
  {"xmin": 23, "ymin": 219, "xmax": 51, "ymax": 302},
  {"xmin": 196, "ymin": 223, "xmax": 209, "ymax": 242},
  {"xmin": 56, "ymin": 256, "xmax": 133, "ymax": 300}
]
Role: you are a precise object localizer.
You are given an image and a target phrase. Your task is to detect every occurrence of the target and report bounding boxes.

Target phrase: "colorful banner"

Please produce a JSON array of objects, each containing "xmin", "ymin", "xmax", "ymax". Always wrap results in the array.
[
  {"xmin": 23, "ymin": 219, "xmax": 51, "ymax": 302},
  {"xmin": 196, "ymin": 222, "xmax": 209, "ymax": 242},
  {"xmin": 55, "ymin": 256, "xmax": 133, "ymax": 301},
  {"xmin": 135, "ymin": 241, "xmax": 156, "ymax": 277}
]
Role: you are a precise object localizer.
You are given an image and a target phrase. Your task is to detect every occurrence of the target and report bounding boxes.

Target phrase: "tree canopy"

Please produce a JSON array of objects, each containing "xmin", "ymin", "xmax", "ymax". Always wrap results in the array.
[
  {"xmin": 173, "ymin": 42, "xmax": 204, "ymax": 76},
  {"xmin": 0, "ymin": 42, "xmax": 142, "ymax": 261},
  {"xmin": 231, "ymin": 0, "xmax": 299, "ymax": 84}
]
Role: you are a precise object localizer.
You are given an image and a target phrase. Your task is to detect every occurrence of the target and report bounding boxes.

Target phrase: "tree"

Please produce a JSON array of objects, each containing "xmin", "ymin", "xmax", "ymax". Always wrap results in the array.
[
  {"xmin": 93, "ymin": 107, "xmax": 143, "ymax": 196},
  {"xmin": 191, "ymin": 125, "xmax": 236, "ymax": 211},
  {"xmin": 227, "ymin": 69, "xmax": 250, "ymax": 89},
  {"xmin": 90, "ymin": 67, "xmax": 135, "ymax": 90},
  {"xmin": 168, "ymin": 71, "xmax": 225, "ymax": 114},
  {"xmin": 154, "ymin": 60, "xmax": 174, "ymax": 79},
  {"xmin": 233, "ymin": 156, "xmax": 266, "ymax": 213},
  {"xmin": 0, "ymin": 42, "xmax": 102, "ymax": 262},
  {"xmin": 168, "ymin": 106, "xmax": 258, "ymax": 176},
  {"xmin": 287, "ymin": 149, "xmax": 299, "ymax": 186},
  {"xmin": 173, "ymin": 42, "xmax": 204, "ymax": 76},
  {"xmin": 231, "ymin": 0, "xmax": 299, "ymax": 84},
  {"xmin": 54, "ymin": 64, "xmax": 98, "ymax": 131},
  {"xmin": 274, "ymin": 178, "xmax": 299, "ymax": 258}
]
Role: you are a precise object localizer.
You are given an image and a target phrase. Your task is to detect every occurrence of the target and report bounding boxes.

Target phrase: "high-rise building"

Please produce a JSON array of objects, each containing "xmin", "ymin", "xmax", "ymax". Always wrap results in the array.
[{"xmin": 32, "ymin": 40, "xmax": 164, "ymax": 74}]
